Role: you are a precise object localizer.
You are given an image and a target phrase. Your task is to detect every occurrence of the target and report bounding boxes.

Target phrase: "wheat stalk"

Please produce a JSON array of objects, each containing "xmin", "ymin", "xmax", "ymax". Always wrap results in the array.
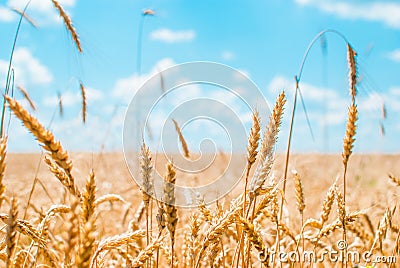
[{"xmin": 0, "ymin": 137, "xmax": 7, "ymax": 208}]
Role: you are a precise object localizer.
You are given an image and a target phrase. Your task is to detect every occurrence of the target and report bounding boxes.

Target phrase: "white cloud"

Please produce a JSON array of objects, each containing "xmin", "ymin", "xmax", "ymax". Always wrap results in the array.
[
  {"xmin": 268, "ymin": 75, "xmax": 338, "ymax": 101},
  {"xmin": 4, "ymin": 0, "xmax": 76, "ymax": 24},
  {"xmin": 0, "ymin": 47, "xmax": 53, "ymax": 87},
  {"xmin": 44, "ymin": 87, "xmax": 104, "ymax": 107},
  {"xmin": 0, "ymin": 6, "xmax": 16, "ymax": 22},
  {"xmin": 112, "ymin": 58, "xmax": 176, "ymax": 101},
  {"xmin": 150, "ymin": 28, "xmax": 196, "ymax": 43},
  {"xmin": 387, "ymin": 49, "xmax": 400, "ymax": 62},
  {"xmin": 389, "ymin": 86, "xmax": 400, "ymax": 96},
  {"xmin": 221, "ymin": 51, "xmax": 235, "ymax": 61},
  {"xmin": 268, "ymin": 75, "xmax": 346, "ymax": 126},
  {"xmin": 358, "ymin": 92, "xmax": 383, "ymax": 112},
  {"xmin": 295, "ymin": 0, "xmax": 400, "ymax": 29}
]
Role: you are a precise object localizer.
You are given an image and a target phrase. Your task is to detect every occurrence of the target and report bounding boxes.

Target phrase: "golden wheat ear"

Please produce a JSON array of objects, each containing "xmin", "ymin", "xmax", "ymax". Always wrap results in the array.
[
  {"xmin": 51, "ymin": 0, "xmax": 82, "ymax": 53},
  {"xmin": 163, "ymin": 162, "xmax": 178, "ymax": 266},
  {"xmin": 347, "ymin": 43, "xmax": 357, "ymax": 103},
  {"xmin": 172, "ymin": 119, "xmax": 190, "ymax": 158},
  {"xmin": 5, "ymin": 95, "xmax": 80, "ymax": 197},
  {"xmin": 17, "ymin": 85, "xmax": 36, "ymax": 111},
  {"xmin": 80, "ymin": 82, "xmax": 87, "ymax": 124},
  {"xmin": 5, "ymin": 197, "xmax": 18, "ymax": 268}
]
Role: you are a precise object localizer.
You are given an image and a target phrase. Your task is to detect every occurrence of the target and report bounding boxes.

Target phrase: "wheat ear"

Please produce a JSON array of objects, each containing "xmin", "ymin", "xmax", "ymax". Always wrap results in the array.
[
  {"xmin": 91, "ymin": 230, "xmax": 145, "ymax": 267},
  {"xmin": 81, "ymin": 169, "xmax": 96, "ymax": 224},
  {"xmin": 11, "ymin": 8, "xmax": 38, "ymax": 28},
  {"xmin": 243, "ymin": 111, "xmax": 260, "ymax": 214},
  {"xmin": 320, "ymin": 181, "xmax": 336, "ymax": 226},
  {"xmin": 293, "ymin": 170, "xmax": 305, "ymax": 216},
  {"xmin": 163, "ymin": 162, "xmax": 178, "ymax": 267},
  {"xmin": 249, "ymin": 91, "xmax": 286, "ymax": 197},
  {"xmin": 347, "ymin": 43, "xmax": 357, "ymax": 103},
  {"xmin": 5, "ymin": 197, "xmax": 18, "ymax": 268},
  {"xmin": 172, "ymin": 119, "xmax": 190, "ymax": 158},
  {"xmin": 76, "ymin": 216, "xmax": 96, "ymax": 268},
  {"xmin": 235, "ymin": 215, "xmax": 268, "ymax": 263},
  {"xmin": 58, "ymin": 91, "xmax": 63, "ymax": 117},
  {"xmin": 5, "ymin": 96, "xmax": 74, "ymax": 180},
  {"xmin": 51, "ymin": 0, "xmax": 82, "ymax": 52},
  {"xmin": 16, "ymin": 85, "xmax": 37, "ymax": 111},
  {"xmin": 80, "ymin": 82, "xmax": 87, "ymax": 123},
  {"xmin": 131, "ymin": 236, "xmax": 163, "ymax": 268}
]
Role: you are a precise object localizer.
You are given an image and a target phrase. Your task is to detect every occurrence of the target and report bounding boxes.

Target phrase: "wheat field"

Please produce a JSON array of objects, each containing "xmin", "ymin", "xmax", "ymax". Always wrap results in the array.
[
  {"xmin": 1, "ymin": 1, "xmax": 400, "ymax": 268},
  {"xmin": 2, "ymin": 93, "xmax": 400, "ymax": 268}
]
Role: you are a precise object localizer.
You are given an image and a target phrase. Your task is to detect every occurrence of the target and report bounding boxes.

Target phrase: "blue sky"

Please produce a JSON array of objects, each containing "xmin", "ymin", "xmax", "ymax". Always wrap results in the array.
[{"xmin": 0, "ymin": 0, "xmax": 399, "ymax": 153}]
